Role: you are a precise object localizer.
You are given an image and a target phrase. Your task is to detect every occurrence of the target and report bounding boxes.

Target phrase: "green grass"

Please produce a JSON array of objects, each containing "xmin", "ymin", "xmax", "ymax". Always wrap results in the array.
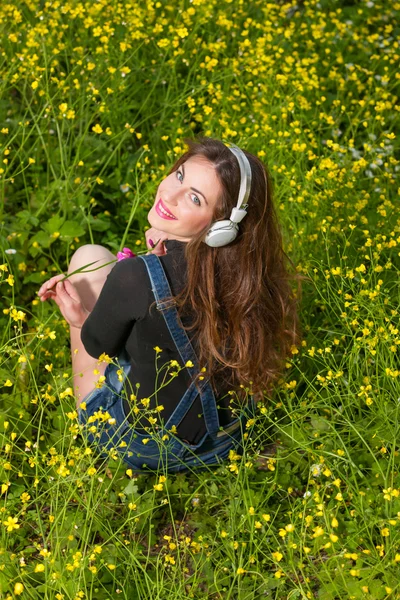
[{"xmin": 1, "ymin": 0, "xmax": 400, "ymax": 598}]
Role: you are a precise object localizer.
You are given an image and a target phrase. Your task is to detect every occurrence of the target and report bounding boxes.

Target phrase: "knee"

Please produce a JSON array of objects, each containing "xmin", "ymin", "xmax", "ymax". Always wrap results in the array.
[{"xmin": 68, "ymin": 244, "xmax": 115, "ymax": 276}]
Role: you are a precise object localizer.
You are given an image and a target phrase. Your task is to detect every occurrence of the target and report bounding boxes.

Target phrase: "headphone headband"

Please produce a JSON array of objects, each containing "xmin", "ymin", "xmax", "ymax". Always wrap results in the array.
[{"xmin": 226, "ymin": 144, "xmax": 253, "ymax": 210}]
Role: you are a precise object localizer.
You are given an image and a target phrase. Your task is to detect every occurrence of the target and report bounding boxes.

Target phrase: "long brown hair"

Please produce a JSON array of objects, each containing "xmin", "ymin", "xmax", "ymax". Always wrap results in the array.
[{"xmin": 149, "ymin": 136, "xmax": 308, "ymax": 403}]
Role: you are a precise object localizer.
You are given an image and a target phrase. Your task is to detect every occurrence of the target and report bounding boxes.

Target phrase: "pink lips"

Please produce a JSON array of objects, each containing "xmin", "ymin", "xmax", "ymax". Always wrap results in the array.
[{"xmin": 156, "ymin": 198, "xmax": 177, "ymax": 220}]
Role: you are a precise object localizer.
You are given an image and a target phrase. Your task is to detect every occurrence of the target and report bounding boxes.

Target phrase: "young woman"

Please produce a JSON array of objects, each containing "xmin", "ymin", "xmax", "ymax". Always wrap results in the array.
[{"xmin": 37, "ymin": 137, "xmax": 303, "ymax": 473}]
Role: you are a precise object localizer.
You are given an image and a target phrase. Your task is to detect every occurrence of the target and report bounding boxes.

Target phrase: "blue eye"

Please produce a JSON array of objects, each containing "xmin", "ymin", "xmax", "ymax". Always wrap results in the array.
[{"xmin": 176, "ymin": 169, "xmax": 201, "ymax": 206}]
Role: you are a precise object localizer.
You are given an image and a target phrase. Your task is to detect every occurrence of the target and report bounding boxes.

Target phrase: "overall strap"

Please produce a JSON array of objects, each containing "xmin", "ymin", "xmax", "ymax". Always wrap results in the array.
[{"xmin": 138, "ymin": 254, "xmax": 221, "ymax": 439}]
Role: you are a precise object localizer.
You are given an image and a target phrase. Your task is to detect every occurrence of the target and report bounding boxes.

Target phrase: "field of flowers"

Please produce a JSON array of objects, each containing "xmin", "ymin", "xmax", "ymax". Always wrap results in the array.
[{"xmin": 1, "ymin": 0, "xmax": 399, "ymax": 598}]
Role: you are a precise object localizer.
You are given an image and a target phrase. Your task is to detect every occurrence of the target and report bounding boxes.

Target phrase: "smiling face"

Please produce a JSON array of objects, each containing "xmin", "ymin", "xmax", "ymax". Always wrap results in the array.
[{"xmin": 148, "ymin": 155, "xmax": 223, "ymax": 242}]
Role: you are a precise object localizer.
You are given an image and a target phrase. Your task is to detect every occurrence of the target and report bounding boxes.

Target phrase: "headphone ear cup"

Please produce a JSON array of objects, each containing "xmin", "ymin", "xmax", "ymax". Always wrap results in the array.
[{"xmin": 204, "ymin": 220, "xmax": 239, "ymax": 247}]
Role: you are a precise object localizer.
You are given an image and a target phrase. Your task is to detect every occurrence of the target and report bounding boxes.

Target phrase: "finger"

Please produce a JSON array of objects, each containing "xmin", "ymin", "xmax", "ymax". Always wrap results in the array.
[
  {"xmin": 38, "ymin": 274, "xmax": 65, "ymax": 296},
  {"xmin": 39, "ymin": 274, "xmax": 63, "ymax": 293},
  {"xmin": 55, "ymin": 281, "xmax": 72, "ymax": 305},
  {"xmin": 63, "ymin": 278, "xmax": 81, "ymax": 303},
  {"xmin": 40, "ymin": 290, "xmax": 56, "ymax": 301}
]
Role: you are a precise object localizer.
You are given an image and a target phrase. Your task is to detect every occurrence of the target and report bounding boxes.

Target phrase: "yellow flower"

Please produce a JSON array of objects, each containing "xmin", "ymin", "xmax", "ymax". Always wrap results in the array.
[
  {"xmin": 6, "ymin": 274, "xmax": 14, "ymax": 286},
  {"xmin": 272, "ymin": 551, "xmax": 283, "ymax": 562},
  {"xmin": 154, "ymin": 483, "xmax": 163, "ymax": 491},
  {"xmin": 381, "ymin": 528, "xmax": 390, "ymax": 537},
  {"xmin": 14, "ymin": 583, "xmax": 24, "ymax": 595},
  {"xmin": 3, "ymin": 516, "xmax": 20, "ymax": 532},
  {"xmin": 237, "ymin": 567, "xmax": 246, "ymax": 575},
  {"xmin": 92, "ymin": 124, "xmax": 103, "ymax": 134},
  {"xmin": 4, "ymin": 379, "xmax": 13, "ymax": 387},
  {"xmin": 278, "ymin": 529, "xmax": 287, "ymax": 537},
  {"xmin": 157, "ymin": 39, "xmax": 170, "ymax": 48},
  {"xmin": 34, "ymin": 563, "xmax": 45, "ymax": 572},
  {"xmin": 98, "ymin": 353, "xmax": 112, "ymax": 363},
  {"xmin": 95, "ymin": 375, "xmax": 106, "ymax": 388},
  {"xmin": 248, "ymin": 506, "xmax": 255, "ymax": 515},
  {"xmin": 142, "ymin": 438, "xmax": 150, "ymax": 444},
  {"xmin": 331, "ymin": 517, "xmax": 339, "ymax": 528},
  {"xmin": 262, "ymin": 514, "xmax": 271, "ymax": 522}
]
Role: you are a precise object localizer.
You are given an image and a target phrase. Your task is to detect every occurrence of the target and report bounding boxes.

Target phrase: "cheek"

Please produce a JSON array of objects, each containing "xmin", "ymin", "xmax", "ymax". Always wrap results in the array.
[{"xmin": 195, "ymin": 213, "xmax": 213, "ymax": 230}]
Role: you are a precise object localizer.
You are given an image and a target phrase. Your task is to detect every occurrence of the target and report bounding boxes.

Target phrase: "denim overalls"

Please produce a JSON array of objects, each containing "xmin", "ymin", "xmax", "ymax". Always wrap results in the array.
[{"xmin": 78, "ymin": 253, "xmax": 256, "ymax": 473}]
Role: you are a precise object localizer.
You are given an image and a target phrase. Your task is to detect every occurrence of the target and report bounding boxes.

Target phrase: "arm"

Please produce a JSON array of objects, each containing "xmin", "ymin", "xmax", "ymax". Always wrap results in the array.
[{"xmin": 80, "ymin": 258, "xmax": 140, "ymax": 359}]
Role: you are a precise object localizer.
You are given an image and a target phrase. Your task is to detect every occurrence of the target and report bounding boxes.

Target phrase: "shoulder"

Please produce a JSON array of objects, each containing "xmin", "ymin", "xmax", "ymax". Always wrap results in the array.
[
  {"xmin": 105, "ymin": 256, "xmax": 152, "ymax": 319},
  {"xmin": 108, "ymin": 255, "xmax": 149, "ymax": 279}
]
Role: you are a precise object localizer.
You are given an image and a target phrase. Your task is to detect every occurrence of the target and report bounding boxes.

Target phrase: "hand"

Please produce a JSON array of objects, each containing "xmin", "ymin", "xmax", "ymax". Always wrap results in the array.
[
  {"xmin": 37, "ymin": 274, "xmax": 90, "ymax": 329},
  {"xmin": 144, "ymin": 227, "xmax": 169, "ymax": 256}
]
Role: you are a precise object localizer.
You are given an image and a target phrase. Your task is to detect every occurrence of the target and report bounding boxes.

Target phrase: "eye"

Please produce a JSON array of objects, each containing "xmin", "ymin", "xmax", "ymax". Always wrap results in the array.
[{"xmin": 176, "ymin": 169, "xmax": 201, "ymax": 206}]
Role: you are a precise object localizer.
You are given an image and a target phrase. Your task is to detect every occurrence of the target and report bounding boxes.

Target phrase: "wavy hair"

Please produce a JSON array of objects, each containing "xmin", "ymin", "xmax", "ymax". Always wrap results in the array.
[{"xmin": 149, "ymin": 136, "xmax": 309, "ymax": 404}]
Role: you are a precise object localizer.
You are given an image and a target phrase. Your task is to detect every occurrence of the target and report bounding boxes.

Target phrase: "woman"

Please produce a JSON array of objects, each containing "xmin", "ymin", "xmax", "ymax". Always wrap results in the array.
[{"xmin": 37, "ymin": 137, "xmax": 304, "ymax": 473}]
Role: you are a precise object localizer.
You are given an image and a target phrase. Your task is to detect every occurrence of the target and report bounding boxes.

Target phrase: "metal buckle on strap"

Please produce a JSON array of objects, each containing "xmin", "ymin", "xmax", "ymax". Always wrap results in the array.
[
  {"xmin": 157, "ymin": 299, "xmax": 177, "ymax": 311},
  {"xmin": 216, "ymin": 420, "xmax": 241, "ymax": 437}
]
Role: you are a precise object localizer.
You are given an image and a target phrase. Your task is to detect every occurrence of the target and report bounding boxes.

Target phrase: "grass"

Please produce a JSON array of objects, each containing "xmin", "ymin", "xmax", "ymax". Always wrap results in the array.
[{"xmin": 0, "ymin": 0, "xmax": 400, "ymax": 598}]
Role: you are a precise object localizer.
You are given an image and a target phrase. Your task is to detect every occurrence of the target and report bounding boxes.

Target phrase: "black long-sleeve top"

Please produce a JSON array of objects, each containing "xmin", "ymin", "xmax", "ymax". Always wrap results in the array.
[{"xmin": 80, "ymin": 239, "xmax": 237, "ymax": 444}]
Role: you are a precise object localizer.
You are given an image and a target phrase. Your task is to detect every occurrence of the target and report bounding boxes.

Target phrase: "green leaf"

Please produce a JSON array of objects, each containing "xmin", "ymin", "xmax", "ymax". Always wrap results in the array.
[
  {"xmin": 278, "ymin": 423, "xmax": 309, "ymax": 447},
  {"xmin": 0, "ymin": 571, "xmax": 9, "ymax": 593},
  {"xmin": 59, "ymin": 220, "xmax": 86, "ymax": 238},
  {"xmin": 42, "ymin": 215, "xmax": 64, "ymax": 234},
  {"xmin": 23, "ymin": 272, "xmax": 45, "ymax": 284},
  {"xmin": 16, "ymin": 209, "xmax": 39, "ymax": 227},
  {"xmin": 30, "ymin": 230, "xmax": 51, "ymax": 249},
  {"xmin": 123, "ymin": 479, "xmax": 139, "ymax": 496},
  {"xmin": 310, "ymin": 415, "xmax": 330, "ymax": 431},
  {"xmin": 87, "ymin": 214, "xmax": 111, "ymax": 231}
]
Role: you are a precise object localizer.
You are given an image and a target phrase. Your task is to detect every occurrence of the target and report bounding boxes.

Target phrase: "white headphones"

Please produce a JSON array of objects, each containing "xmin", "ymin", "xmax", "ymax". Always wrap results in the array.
[{"xmin": 204, "ymin": 143, "xmax": 253, "ymax": 248}]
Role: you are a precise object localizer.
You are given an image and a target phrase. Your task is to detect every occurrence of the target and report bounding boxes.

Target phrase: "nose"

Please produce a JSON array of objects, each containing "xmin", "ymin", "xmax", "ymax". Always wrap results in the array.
[{"xmin": 161, "ymin": 190, "xmax": 179, "ymax": 209}]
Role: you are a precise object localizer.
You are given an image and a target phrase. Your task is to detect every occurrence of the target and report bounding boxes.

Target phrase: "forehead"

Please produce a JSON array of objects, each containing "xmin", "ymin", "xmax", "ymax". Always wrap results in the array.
[{"xmin": 182, "ymin": 155, "xmax": 222, "ymax": 203}]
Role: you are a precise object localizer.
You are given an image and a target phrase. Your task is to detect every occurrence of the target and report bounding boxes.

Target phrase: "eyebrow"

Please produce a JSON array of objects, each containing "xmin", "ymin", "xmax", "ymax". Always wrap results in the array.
[{"xmin": 182, "ymin": 163, "xmax": 209, "ymax": 206}]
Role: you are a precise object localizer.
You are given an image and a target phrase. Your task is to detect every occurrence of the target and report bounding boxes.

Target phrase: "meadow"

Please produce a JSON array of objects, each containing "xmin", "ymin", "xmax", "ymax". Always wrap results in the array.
[{"xmin": 1, "ymin": 0, "xmax": 400, "ymax": 598}]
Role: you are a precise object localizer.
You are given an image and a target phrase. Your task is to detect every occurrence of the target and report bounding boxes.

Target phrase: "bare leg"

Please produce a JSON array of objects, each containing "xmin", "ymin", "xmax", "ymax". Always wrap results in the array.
[{"xmin": 67, "ymin": 244, "xmax": 117, "ymax": 409}]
